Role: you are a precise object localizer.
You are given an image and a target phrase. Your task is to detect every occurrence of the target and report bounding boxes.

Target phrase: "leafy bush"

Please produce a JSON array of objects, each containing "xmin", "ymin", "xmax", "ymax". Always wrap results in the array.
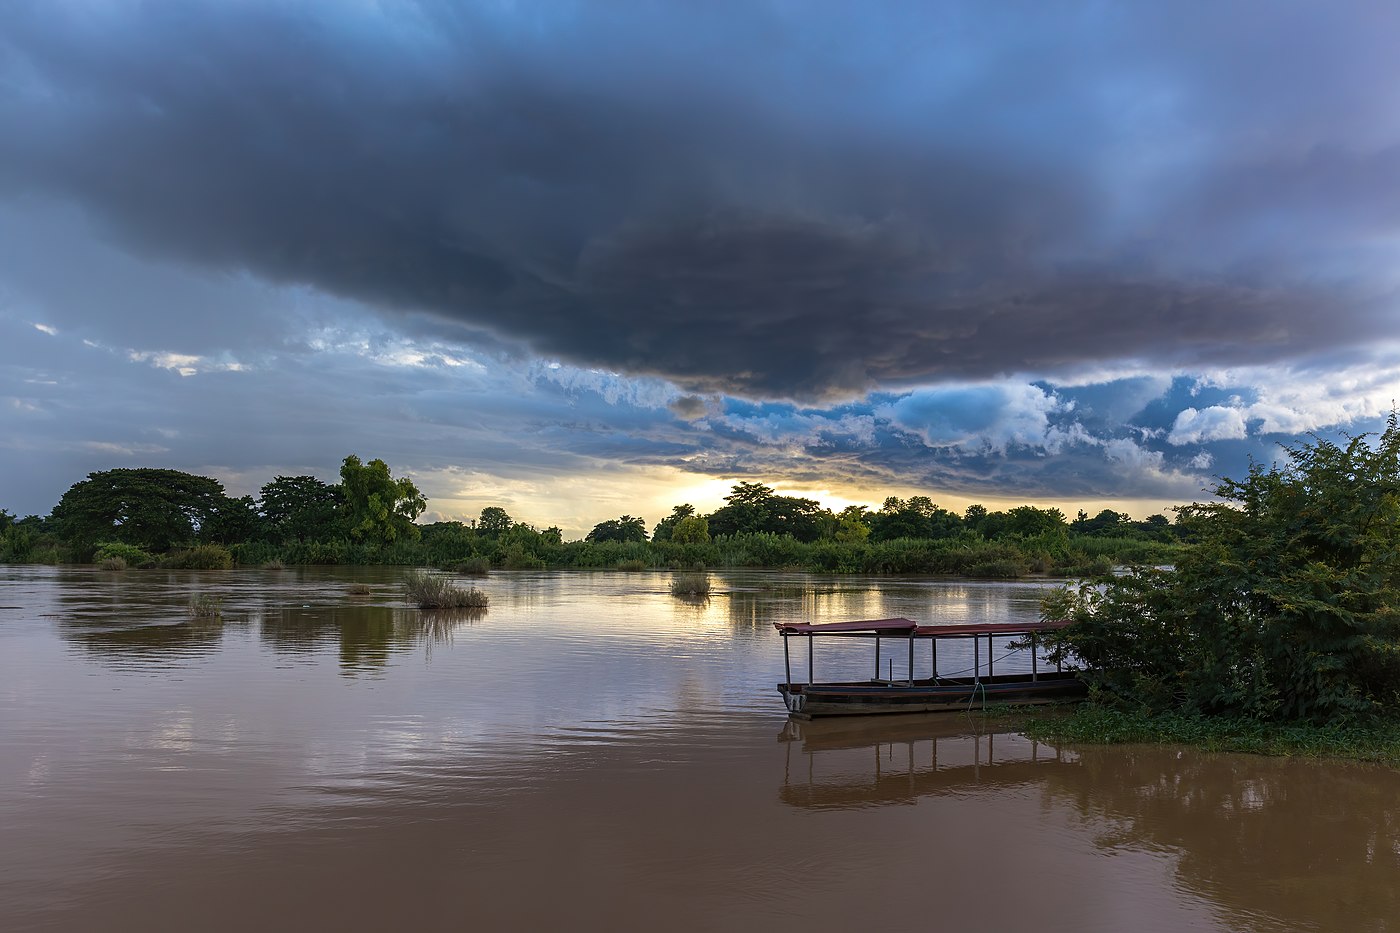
[
  {"xmin": 94, "ymin": 542, "xmax": 155, "ymax": 568},
  {"xmin": 616, "ymin": 558, "xmax": 648, "ymax": 571},
  {"xmin": 160, "ymin": 544, "xmax": 234, "ymax": 570},
  {"xmin": 98, "ymin": 556, "xmax": 128, "ymax": 570},
  {"xmin": 0, "ymin": 525, "xmax": 35, "ymax": 563},
  {"xmin": 403, "ymin": 570, "xmax": 489, "ymax": 609},
  {"xmin": 451, "ymin": 556, "xmax": 491, "ymax": 575},
  {"xmin": 1044, "ymin": 416, "xmax": 1400, "ymax": 723}
]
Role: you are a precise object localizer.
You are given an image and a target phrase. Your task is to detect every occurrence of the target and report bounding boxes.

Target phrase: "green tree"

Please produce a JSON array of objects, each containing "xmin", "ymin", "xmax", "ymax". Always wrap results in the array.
[
  {"xmin": 586, "ymin": 515, "xmax": 648, "ymax": 543},
  {"xmin": 652, "ymin": 504, "xmax": 696, "ymax": 542},
  {"xmin": 671, "ymin": 515, "xmax": 710, "ymax": 544},
  {"xmin": 338, "ymin": 456, "xmax": 426, "ymax": 544},
  {"xmin": 203, "ymin": 494, "xmax": 261, "ymax": 544},
  {"xmin": 51, "ymin": 468, "xmax": 231, "ymax": 553},
  {"xmin": 706, "ymin": 482, "xmax": 775, "ymax": 537},
  {"xmin": 1045, "ymin": 418, "xmax": 1400, "ymax": 723},
  {"xmin": 259, "ymin": 475, "xmax": 343, "ymax": 542},
  {"xmin": 478, "ymin": 507, "xmax": 513, "ymax": 536}
]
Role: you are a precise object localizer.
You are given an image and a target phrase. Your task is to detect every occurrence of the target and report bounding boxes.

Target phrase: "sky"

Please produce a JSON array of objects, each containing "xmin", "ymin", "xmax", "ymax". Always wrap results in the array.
[{"xmin": 2, "ymin": 1, "xmax": 1399, "ymax": 538}]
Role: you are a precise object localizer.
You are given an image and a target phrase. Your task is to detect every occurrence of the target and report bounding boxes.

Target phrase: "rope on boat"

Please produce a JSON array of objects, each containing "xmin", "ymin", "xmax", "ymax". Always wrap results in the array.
[
  {"xmin": 966, "ymin": 679, "xmax": 988, "ymax": 713},
  {"xmin": 937, "ymin": 646, "xmax": 1026, "ymax": 681}
]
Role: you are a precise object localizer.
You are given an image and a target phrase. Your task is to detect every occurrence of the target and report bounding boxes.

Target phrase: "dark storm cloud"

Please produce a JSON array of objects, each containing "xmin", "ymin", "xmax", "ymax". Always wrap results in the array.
[{"xmin": 3, "ymin": 1, "xmax": 1399, "ymax": 400}]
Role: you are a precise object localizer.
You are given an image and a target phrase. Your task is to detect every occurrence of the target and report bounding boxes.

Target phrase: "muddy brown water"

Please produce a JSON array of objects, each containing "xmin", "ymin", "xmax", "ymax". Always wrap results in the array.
[{"xmin": 1, "ymin": 566, "xmax": 1396, "ymax": 932}]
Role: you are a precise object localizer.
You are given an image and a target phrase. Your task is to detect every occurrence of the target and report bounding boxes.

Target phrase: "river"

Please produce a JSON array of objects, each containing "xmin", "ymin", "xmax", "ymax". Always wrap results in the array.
[{"xmin": 1, "ymin": 565, "xmax": 1396, "ymax": 931}]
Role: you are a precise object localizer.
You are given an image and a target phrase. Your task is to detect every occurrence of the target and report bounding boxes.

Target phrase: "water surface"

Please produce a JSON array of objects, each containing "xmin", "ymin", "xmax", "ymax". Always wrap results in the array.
[{"xmin": 1, "ymin": 566, "xmax": 1395, "ymax": 931}]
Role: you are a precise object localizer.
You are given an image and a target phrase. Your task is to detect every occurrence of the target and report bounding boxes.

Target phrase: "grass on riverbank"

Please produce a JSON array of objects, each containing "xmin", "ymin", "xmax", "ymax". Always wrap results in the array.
[{"xmin": 1018, "ymin": 705, "xmax": 1400, "ymax": 766}]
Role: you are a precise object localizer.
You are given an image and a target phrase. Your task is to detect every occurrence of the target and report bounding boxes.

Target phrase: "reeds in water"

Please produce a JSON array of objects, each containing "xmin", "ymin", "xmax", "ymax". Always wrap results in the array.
[
  {"xmin": 348, "ymin": 582, "xmax": 373, "ymax": 596},
  {"xmin": 187, "ymin": 594, "xmax": 225, "ymax": 618},
  {"xmin": 404, "ymin": 570, "xmax": 489, "ymax": 609},
  {"xmin": 669, "ymin": 571, "xmax": 711, "ymax": 599}
]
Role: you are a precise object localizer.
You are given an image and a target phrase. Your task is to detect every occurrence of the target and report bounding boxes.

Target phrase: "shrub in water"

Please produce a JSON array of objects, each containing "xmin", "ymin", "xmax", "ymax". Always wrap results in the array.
[
  {"xmin": 161, "ymin": 545, "xmax": 234, "ymax": 570},
  {"xmin": 348, "ymin": 582, "xmax": 373, "ymax": 595},
  {"xmin": 98, "ymin": 556, "xmax": 128, "ymax": 571},
  {"xmin": 94, "ymin": 542, "xmax": 155, "ymax": 568},
  {"xmin": 404, "ymin": 570, "xmax": 489, "ymax": 609},
  {"xmin": 616, "ymin": 559, "xmax": 648, "ymax": 571},
  {"xmin": 188, "ymin": 594, "xmax": 224, "ymax": 618},
  {"xmin": 669, "ymin": 571, "xmax": 711, "ymax": 598}
]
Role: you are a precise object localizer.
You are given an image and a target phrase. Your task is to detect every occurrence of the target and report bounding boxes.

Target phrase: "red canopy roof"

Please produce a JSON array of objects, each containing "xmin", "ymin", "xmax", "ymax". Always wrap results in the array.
[
  {"xmin": 775, "ymin": 617, "xmax": 919, "ymax": 635},
  {"xmin": 774, "ymin": 618, "xmax": 1071, "ymax": 636}
]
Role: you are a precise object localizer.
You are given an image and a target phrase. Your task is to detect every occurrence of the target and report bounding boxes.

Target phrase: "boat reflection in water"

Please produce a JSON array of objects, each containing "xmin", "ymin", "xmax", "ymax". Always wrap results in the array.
[{"xmin": 778, "ymin": 714, "xmax": 1077, "ymax": 810}]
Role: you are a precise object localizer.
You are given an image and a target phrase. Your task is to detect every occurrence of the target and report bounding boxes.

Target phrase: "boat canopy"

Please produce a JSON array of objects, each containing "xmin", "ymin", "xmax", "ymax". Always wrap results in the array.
[{"xmin": 774, "ymin": 618, "xmax": 1072, "ymax": 637}]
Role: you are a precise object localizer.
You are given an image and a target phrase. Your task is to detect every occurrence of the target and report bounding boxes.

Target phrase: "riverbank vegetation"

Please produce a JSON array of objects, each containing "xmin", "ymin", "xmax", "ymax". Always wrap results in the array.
[
  {"xmin": 1, "ymin": 456, "xmax": 1182, "ymax": 577},
  {"xmin": 1020, "ymin": 707, "xmax": 1400, "ymax": 765},
  {"xmin": 1038, "ymin": 415, "xmax": 1400, "ymax": 744}
]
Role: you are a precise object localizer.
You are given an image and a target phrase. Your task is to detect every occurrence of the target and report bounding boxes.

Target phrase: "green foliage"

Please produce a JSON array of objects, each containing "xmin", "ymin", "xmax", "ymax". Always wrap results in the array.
[
  {"xmin": 706, "ymin": 482, "xmax": 827, "ymax": 542},
  {"xmin": 586, "ymin": 514, "xmax": 649, "ymax": 543},
  {"xmin": 259, "ymin": 475, "xmax": 342, "ymax": 542},
  {"xmin": 670, "ymin": 515, "xmax": 710, "ymax": 544},
  {"xmin": 669, "ymin": 571, "xmax": 711, "ymax": 598},
  {"xmin": 187, "ymin": 594, "xmax": 225, "ymax": 618},
  {"xmin": 51, "ymin": 468, "xmax": 232, "ymax": 553},
  {"xmin": 403, "ymin": 570, "xmax": 489, "ymax": 609},
  {"xmin": 160, "ymin": 544, "xmax": 235, "ymax": 570},
  {"xmin": 1044, "ymin": 417, "xmax": 1400, "ymax": 723},
  {"xmin": 0, "ymin": 524, "xmax": 37, "ymax": 563},
  {"xmin": 94, "ymin": 542, "xmax": 155, "ymax": 568},
  {"xmin": 651, "ymin": 504, "xmax": 695, "ymax": 541},
  {"xmin": 870, "ymin": 496, "xmax": 963, "ymax": 542},
  {"xmin": 616, "ymin": 558, "xmax": 649, "ymax": 571},
  {"xmin": 339, "ymin": 455, "xmax": 425, "ymax": 545},
  {"xmin": 452, "ymin": 556, "xmax": 492, "ymax": 575},
  {"xmin": 1022, "ymin": 706, "xmax": 1400, "ymax": 765},
  {"xmin": 477, "ymin": 507, "xmax": 513, "ymax": 536}
]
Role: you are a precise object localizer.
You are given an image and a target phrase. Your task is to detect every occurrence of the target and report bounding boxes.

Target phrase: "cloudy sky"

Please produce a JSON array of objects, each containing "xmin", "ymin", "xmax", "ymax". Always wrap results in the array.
[{"xmin": 2, "ymin": 1, "xmax": 1398, "ymax": 537}]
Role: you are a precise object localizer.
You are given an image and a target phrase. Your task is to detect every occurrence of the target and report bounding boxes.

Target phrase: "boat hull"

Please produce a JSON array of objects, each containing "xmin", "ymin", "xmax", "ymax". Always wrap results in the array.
[{"xmin": 778, "ymin": 671, "xmax": 1086, "ymax": 718}]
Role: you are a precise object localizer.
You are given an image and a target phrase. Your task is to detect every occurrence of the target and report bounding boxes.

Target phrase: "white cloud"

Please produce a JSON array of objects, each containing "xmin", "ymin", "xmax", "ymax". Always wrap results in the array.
[
  {"xmin": 1167, "ymin": 406, "xmax": 1248, "ymax": 445},
  {"xmin": 879, "ymin": 383, "xmax": 1080, "ymax": 454}
]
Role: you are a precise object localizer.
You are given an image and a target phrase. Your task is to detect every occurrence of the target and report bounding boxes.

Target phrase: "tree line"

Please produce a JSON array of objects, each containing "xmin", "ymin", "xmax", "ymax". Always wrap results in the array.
[{"xmin": 0, "ymin": 455, "xmax": 1182, "ymax": 575}]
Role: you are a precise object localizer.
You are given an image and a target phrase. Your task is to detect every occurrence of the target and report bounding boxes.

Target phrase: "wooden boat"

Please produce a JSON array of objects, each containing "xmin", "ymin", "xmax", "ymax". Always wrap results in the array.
[{"xmin": 775, "ymin": 617, "xmax": 1084, "ymax": 718}]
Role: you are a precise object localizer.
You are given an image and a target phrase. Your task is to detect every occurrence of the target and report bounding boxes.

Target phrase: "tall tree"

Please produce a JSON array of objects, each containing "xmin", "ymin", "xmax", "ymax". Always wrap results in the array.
[
  {"xmin": 477, "ymin": 507, "xmax": 513, "ymax": 536},
  {"xmin": 652, "ymin": 504, "xmax": 696, "ymax": 542},
  {"xmin": 586, "ymin": 515, "xmax": 648, "ymax": 543},
  {"xmin": 338, "ymin": 456, "xmax": 426, "ymax": 544},
  {"xmin": 51, "ymin": 468, "xmax": 233, "ymax": 552},
  {"xmin": 259, "ymin": 475, "xmax": 343, "ymax": 542}
]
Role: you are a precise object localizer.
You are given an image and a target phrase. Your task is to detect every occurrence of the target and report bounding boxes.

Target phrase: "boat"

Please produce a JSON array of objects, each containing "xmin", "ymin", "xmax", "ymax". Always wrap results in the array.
[{"xmin": 775, "ymin": 617, "xmax": 1085, "ymax": 718}]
